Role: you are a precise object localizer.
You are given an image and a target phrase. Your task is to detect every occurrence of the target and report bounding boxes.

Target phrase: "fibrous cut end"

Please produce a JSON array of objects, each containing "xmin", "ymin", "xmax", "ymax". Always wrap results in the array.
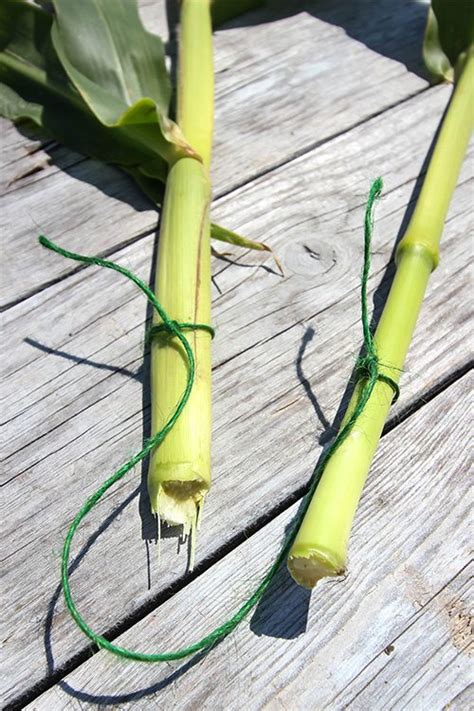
[
  {"xmin": 287, "ymin": 548, "xmax": 345, "ymax": 589},
  {"xmin": 149, "ymin": 469, "xmax": 208, "ymax": 571},
  {"xmin": 154, "ymin": 481, "xmax": 205, "ymax": 530}
]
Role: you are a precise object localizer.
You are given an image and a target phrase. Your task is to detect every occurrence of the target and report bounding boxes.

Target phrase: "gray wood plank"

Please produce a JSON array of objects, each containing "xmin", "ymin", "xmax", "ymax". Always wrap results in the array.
[
  {"xmin": 333, "ymin": 568, "xmax": 473, "ymax": 710},
  {"xmin": 444, "ymin": 684, "xmax": 474, "ymax": 710},
  {"xmin": 1, "ymin": 86, "xmax": 472, "ymax": 706},
  {"xmin": 0, "ymin": 0, "xmax": 429, "ymax": 306},
  {"xmin": 25, "ymin": 373, "xmax": 472, "ymax": 710}
]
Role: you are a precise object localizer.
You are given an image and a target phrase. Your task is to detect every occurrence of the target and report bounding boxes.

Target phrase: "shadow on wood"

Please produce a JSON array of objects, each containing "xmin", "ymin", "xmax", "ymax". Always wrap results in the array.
[
  {"xmin": 327, "ymin": 94, "xmax": 451, "ymax": 434},
  {"xmin": 215, "ymin": 0, "xmax": 430, "ymax": 79}
]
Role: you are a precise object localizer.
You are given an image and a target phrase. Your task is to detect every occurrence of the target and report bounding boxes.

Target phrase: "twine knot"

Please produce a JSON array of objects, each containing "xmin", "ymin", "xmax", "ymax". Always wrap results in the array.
[
  {"xmin": 147, "ymin": 320, "xmax": 215, "ymax": 344},
  {"xmin": 356, "ymin": 353, "xmax": 400, "ymax": 404}
]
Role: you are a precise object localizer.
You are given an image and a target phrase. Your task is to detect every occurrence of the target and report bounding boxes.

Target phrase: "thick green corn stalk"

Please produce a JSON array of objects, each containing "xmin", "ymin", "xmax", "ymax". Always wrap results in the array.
[
  {"xmin": 148, "ymin": 0, "xmax": 213, "ymax": 550},
  {"xmin": 288, "ymin": 48, "xmax": 474, "ymax": 588}
]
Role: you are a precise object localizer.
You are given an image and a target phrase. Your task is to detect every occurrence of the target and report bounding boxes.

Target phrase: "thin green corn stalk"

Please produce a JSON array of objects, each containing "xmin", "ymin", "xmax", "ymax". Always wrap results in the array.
[
  {"xmin": 288, "ymin": 3, "xmax": 474, "ymax": 588},
  {"xmin": 148, "ymin": 0, "xmax": 214, "ymax": 551}
]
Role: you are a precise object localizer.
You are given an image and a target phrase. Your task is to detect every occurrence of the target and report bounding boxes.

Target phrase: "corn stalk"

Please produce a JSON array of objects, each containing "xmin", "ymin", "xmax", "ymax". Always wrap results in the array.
[
  {"xmin": 288, "ymin": 46, "xmax": 474, "ymax": 588},
  {"xmin": 148, "ymin": 0, "xmax": 214, "ymax": 552}
]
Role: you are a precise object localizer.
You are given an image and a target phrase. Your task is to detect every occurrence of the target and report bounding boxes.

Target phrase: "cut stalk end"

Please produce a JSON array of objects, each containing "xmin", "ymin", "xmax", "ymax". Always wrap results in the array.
[
  {"xmin": 287, "ymin": 547, "xmax": 345, "ymax": 589},
  {"xmin": 149, "ymin": 462, "xmax": 208, "ymax": 543}
]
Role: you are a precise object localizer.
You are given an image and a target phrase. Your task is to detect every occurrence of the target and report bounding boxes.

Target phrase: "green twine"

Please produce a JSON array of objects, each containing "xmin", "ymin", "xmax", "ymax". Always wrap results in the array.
[
  {"xmin": 39, "ymin": 176, "xmax": 398, "ymax": 664},
  {"xmin": 147, "ymin": 321, "xmax": 215, "ymax": 344}
]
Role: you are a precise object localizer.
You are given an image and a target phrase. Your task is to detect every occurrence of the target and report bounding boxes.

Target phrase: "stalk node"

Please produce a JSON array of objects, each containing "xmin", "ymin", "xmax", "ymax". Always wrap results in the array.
[{"xmin": 395, "ymin": 237, "xmax": 440, "ymax": 271}]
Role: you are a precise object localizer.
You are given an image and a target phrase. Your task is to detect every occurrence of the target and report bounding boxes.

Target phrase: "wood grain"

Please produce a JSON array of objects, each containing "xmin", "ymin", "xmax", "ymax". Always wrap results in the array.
[
  {"xmin": 25, "ymin": 374, "xmax": 472, "ymax": 710},
  {"xmin": 1, "ymin": 84, "xmax": 472, "ymax": 705},
  {"xmin": 0, "ymin": 0, "xmax": 430, "ymax": 306},
  {"xmin": 2, "ymin": 2, "xmax": 471, "ymax": 706},
  {"xmin": 334, "ymin": 567, "xmax": 473, "ymax": 710}
]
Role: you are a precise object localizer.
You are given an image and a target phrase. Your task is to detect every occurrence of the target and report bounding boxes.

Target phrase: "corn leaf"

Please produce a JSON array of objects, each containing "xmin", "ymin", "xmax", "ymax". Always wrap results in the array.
[
  {"xmin": 0, "ymin": 1, "xmax": 170, "ymax": 178},
  {"xmin": 50, "ymin": 0, "xmax": 197, "ymax": 162},
  {"xmin": 0, "ymin": 0, "xmax": 269, "ymax": 256},
  {"xmin": 53, "ymin": 0, "xmax": 170, "ymax": 119},
  {"xmin": 423, "ymin": 0, "xmax": 474, "ymax": 82},
  {"xmin": 211, "ymin": 223, "xmax": 283, "ymax": 273}
]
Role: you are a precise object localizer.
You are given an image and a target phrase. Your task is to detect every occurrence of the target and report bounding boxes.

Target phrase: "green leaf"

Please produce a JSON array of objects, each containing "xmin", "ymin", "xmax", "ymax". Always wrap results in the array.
[
  {"xmin": 423, "ymin": 0, "xmax": 474, "ymax": 82},
  {"xmin": 1, "ymin": 0, "xmax": 262, "ymax": 257},
  {"xmin": 0, "ymin": 1, "xmax": 168, "ymax": 179},
  {"xmin": 50, "ymin": 0, "xmax": 197, "ymax": 162},
  {"xmin": 210, "ymin": 223, "xmax": 283, "ymax": 273},
  {"xmin": 52, "ymin": 0, "xmax": 170, "ymax": 119}
]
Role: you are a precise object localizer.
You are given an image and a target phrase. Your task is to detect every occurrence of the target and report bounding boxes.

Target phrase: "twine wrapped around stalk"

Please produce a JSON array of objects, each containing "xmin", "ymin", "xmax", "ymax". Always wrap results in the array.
[{"xmin": 39, "ymin": 177, "xmax": 398, "ymax": 662}]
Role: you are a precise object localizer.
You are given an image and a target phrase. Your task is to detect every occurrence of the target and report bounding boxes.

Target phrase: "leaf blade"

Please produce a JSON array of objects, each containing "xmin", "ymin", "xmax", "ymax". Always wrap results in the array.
[
  {"xmin": 51, "ymin": 0, "xmax": 170, "ymax": 120},
  {"xmin": 1, "ymin": 0, "xmax": 260, "ymax": 258},
  {"xmin": 423, "ymin": 0, "xmax": 474, "ymax": 82},
  {"xmin": 0, "ymin": 0, "xmax": 169, "ymax": 179},
  {"xmin": 211, "ymin": 223, "xmax": 283, "ymax": 274},
  {"xmin": 50, "ymin": 0, "xmax": 196, "ymax": 162}
]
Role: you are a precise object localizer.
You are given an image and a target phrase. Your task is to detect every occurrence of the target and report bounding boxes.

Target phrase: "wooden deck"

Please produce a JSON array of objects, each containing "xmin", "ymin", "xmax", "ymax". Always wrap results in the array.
[{"xmin": 2, "ymin": 1, "xmax": 472, "ymax": 708}]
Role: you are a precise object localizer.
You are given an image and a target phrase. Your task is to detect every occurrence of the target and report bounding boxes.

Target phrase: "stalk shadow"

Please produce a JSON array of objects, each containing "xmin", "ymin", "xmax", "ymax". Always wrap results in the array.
[
  {"xmin": 52, "ymin": 652, "xmax": 207, "ymax": 707},
  {"xmin": 250, "ymin": 327, "xmax": 336, "ymax": 640},
  {"xmin": 215, "ymin": 0, "xmax": 430, "ymax": 79},
  {"xmin": 296, "ymin": 326, "xmax": 331, "ymax": 435},
  {"xmin": 250, "ymin": 561, "xmax": 312, "ymax": 639},
  {"xmin": 249, "ymin": 322, "xmax": 364, "ymax": 640},
  {"xmin": 11, "ymin": 121, "xmax": 157, "ymax": 216},
  {"xmin": 21, "ymin": 302, "xmax": 160, "ymax": 555},
  {"xmin": 210, "ymin": 251, "xmax": 282, "ymax": 278},
  {"xmin": 165, "ymin": 0, "xmax": 180, "ymax": 120},
  {"xmin": 138, "ymin": 226, "xmax": 159, "ymax": 546},
  {"xmin": 23, "ymin": 217, "xmax": 188, "ymax": 584},
  {"xmin": 23, "ymin": 337, "xmax": 144, "ymax": 382}
]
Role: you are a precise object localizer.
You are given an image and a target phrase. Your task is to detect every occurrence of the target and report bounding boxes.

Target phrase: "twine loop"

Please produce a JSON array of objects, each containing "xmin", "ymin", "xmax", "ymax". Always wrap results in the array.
[
  {"xmin": 147, "ymin": 320, "xmax": 215, "ymax": 344},
  {"xmin": 38, "ymin": 176, "xmax": 400, "ymax": 663},
  {"xmin": 356, "ymin": 354, "xmax": 400, "ymax": 404}
]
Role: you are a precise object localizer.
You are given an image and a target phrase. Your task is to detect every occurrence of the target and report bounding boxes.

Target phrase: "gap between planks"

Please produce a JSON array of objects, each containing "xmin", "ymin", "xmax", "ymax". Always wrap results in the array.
[
  {"xmin": 0, "ymin": 86, "xmax": 429, "ymax": 313},
  {"xmin": 2, "ymin": 153, "xmax": 471, "ymax": 476},
  {"xmin": 5, "ymin": 361, "xmax": 471, "ymax": 711}
]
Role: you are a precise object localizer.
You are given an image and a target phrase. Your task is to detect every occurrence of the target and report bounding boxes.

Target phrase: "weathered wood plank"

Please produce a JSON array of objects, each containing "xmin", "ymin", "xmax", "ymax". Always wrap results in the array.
[
  {"xmin": 444, "ymin": 684, "xmax": 474, "ymax": 710},
  {"xmin": 1, "ymin": 87, "xmax": 472, "ymax": 705},
  {"xmin": 334, "ymin": 569, "xmax": 473, "ymax": 710},
  {"xmin": 0, "ymin": 0, "xmax": 429, "ymax": 306},
  {"xmin": 2, "ymin": 83, "xmax": 466, "ymax": 388},
  {"xmin": 25, "ymin": 374, "xmax": 472, "ymax": 710}
]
